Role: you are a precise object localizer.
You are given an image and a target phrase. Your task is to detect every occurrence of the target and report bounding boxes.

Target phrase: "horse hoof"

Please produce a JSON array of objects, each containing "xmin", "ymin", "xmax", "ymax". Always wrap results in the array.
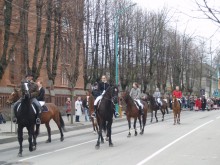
[
  {"xmin": 18, "ymin": 153, "xmax": 22, "ymax": 157},
  {"xmin": 127, "ymin": 134, "xmax": 131, "ymax": 138},
  {"xmin": 101, "ymin": 140, "xmax": 104, "ymax": 144},
  {"xmin": 162, "ymin": 119, "xmax": 164, "ymax": 122},
  {"xmin": 134, "ymin": 132, "xmax": 137, "ymax": 136},
  {"xmin": 156, "ymin": 120, "xmax": 158, "ymax": 123},
  {"xmin": 140, "ymin": 132, "xmax": 143, "ymax": 135},
  {"xmin": 95, "ymin": 145, "xmax": 100, "ymax": 150},
  {"xmin": 105, "ymin": 137, "xmax": 109, "ymax": 141},
  {"xmin": 46, "ymin": 139, "xmax": 51, "ymax": 143},
  {"xmin": 109, "ymin": 143, "xmax": 114, "ymax": 147},
  {"xmin": 60, "ymin": 137, "xmax": 64, "ymax": 142}
]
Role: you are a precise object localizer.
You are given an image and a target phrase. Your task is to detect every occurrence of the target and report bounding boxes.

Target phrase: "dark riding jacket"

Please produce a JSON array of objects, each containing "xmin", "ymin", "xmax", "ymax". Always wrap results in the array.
[
  {"xmin": 98, "ymin": 82, "xmax": 110, "ymax": 94},
  {"xmin": 37, "ymin": 87, "xmax": 45, "ymax": 101}
]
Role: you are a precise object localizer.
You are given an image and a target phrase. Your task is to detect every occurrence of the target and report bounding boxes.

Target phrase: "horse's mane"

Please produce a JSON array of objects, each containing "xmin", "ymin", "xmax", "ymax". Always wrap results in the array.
[{"xmin": 102, "ymin": 86, "xmax": 112, "ymax": 97}]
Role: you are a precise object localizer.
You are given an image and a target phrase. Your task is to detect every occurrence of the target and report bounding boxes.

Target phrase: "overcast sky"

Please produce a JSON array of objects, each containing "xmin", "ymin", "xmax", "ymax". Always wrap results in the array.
[{"xmin": 132, "ymin": 0, "xmax": 220, "ymax": 52}]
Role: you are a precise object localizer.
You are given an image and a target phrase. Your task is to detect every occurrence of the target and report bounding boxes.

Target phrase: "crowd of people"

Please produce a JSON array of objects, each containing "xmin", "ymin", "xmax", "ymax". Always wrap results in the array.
[{"xmin": 166, "ymin": 94, "xmax": 220, "ymax": 111}]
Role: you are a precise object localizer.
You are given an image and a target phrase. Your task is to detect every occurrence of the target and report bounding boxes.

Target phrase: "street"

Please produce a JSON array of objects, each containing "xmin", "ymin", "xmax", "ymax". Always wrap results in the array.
[{"xmin": 0, "ymin": 110, "xmax": 220, "ymax": 165}]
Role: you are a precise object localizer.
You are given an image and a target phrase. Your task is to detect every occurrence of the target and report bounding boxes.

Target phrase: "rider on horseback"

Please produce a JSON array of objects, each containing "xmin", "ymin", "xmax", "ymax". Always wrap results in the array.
[
  {"xmin": 129, "ymin": 82, "xmax": 144, "ymax": 115},
  {"xmin": 153, "ymin": 87, "xmax": 162, "ymax": 108},
  {"xmin": 91, "ymin": 75, "xmax": 119, "ymax": 118},
  {"xmin": 172, "ymin": 86, "xmax": 182, "ymax": 108},
  {"xmin": 13, "ymin": 73, "xmax": 43, "ymax": 124}
]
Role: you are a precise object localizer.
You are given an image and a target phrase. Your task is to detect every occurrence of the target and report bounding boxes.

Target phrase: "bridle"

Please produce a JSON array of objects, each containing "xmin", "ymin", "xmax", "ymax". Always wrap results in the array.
[{"xmin": 102, "ymin": 86, "xmax": 119, "ymax": 105}]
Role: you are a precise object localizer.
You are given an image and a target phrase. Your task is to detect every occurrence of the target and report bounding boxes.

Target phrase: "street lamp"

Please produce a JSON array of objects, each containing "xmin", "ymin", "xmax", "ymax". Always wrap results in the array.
[
  {"xmin": 115, "ymin": 3, "xmax": 136, "ymax": 85},
  {"xmin": 114, "ymin": 3, "xmax": 136, "ymax": 114}
]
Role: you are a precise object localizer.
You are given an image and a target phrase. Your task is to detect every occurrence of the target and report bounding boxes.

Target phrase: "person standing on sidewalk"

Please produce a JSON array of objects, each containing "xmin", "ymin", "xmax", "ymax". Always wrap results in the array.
[
  {"xmin": 75, "ymin": 96, "xmax": 82, "ymax": 122},
  {"xmin": 65, "ymin": 97, "xmax": 71, "ymax": 121},
  {"xmin": 82, "ymin": 96, "xmax": 89, "ymax": 122}
]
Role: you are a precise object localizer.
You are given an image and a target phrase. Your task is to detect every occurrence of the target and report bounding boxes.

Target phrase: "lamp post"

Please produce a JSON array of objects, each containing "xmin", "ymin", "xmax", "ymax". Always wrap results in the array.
[
  {"xmin": 115, "ymin": 3, "xmax": 136, "ymax": 85},
  {"xmin": 114, "ymin": 3, "xmax": 136, "ymax": 114}
]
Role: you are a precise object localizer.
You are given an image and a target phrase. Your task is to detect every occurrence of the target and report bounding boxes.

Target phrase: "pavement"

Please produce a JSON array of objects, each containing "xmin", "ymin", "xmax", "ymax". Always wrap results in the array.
[{"xmin": 0, "ymin": 114, "xmax": 127, "ymax": 144}]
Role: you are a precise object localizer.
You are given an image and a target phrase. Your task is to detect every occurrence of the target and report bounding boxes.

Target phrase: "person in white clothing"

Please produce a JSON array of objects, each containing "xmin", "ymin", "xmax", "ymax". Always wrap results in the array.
[{"xmin": 75, "ymin": 96, "xmax": 82, "ymax": 122}]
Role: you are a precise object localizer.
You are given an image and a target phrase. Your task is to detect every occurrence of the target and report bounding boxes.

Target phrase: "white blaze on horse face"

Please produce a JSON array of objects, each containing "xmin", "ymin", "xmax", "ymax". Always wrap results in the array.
[{"xmin": 24, "ymin": 83, "xmax": 29, "ymax": 91}]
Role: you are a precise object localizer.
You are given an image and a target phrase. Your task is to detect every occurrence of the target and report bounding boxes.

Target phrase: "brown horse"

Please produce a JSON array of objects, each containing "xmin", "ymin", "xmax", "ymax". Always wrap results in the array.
[
  {"xmin": 120, "ymin": 91, "xmax": 148, "ymax": 137},
  {"xmin": 172, "ymin": 96, "xmax": 181, "ymax": 125},
  {"xmin": 6, "ymin": 88, "xmax": 66, "ymax": 143},
  {"xmin": 88, "ymin": 94, "xmax": 98, "ymax": 134}
]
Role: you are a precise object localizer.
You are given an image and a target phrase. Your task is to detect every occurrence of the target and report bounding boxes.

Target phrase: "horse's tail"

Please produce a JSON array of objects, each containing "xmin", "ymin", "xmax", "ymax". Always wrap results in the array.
[{"xmin": 59, "ymin": 112, "xmax": 65, "ymax": 129}]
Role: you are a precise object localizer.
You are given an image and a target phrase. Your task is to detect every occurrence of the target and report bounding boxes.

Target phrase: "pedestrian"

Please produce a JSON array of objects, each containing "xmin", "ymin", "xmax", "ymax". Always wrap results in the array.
[
  {"xmin": 65, "ymin": 97, "xmax": 71, "ymax": 121},
  {"xmin": 0, "ymin": 112, "xmax": 6, "ymax": 124},
  {"xmin": 82, "ymin": 96, "xmax": 89, "ymax": 122},
  {"xmin": 201, "ymin": 96, "xmax": 207, "ymax": 111},
  {"xmin": 75, "ymin": 96, "xmax": 82, "ymax": 122}
]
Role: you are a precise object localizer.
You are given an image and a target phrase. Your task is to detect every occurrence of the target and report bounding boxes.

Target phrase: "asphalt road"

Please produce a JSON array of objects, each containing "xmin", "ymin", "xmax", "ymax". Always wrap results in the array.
[{"xmin": 0, "ymin": 110, "xmax": 220, "ymax": 165}]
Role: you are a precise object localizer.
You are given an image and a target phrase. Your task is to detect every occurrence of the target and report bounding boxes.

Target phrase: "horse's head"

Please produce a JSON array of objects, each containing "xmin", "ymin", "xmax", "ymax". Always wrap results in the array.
[
  {"xmin": 6, "ymin": 88, "xmax": 21, "ymax": 105},
  {"xmin": 21, "ymin": 81, "xmax": 31, "ymax": 99},
  {"xmin": 119, "ymin": 91, "xmax": 130, "ymax": 105},
  {"xmin": 103, "ymin": 85, "xmax": 119, "ymax": 105}
]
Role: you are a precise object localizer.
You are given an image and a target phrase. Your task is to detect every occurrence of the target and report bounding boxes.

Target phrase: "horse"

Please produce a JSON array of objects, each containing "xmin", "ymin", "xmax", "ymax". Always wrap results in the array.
[
  {"xmin": 6, "ymin": 88, "xmax": 65, "ymax": 143},
  {"xmin": 95, "ymin": 85, "xmax": 119, "ymax": 149},
  {"xmin": 120, "ymin": 91, "xmax": 148, "ymax": 137},
  {"xmin": 145, "ymin": 94, "xmax": 166, "ymax": 122},
  {"xmin": 12, "ymin": 81, "xmax": 38, "ymax": 157},
  {"xmin": 172, "ymin": 96, "xmax": 181, "ymax": 125},
  {"xmin": 88, "ymin": 94, "xmax": 98, "ymax": 134}
]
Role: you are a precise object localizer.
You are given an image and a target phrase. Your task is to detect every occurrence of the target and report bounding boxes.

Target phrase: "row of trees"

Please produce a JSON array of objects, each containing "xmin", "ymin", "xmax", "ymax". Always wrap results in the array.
[
  {"xmin": 84, "ymin": 0, "xmax": 218, "ymax": 94},
  {"xmin": 0, "ymin": 0, "xmax": 219, "ymax": 95}
]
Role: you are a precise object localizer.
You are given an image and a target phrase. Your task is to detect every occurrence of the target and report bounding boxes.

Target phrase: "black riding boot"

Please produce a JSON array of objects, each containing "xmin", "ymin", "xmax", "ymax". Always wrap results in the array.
[
  {"xmin": 36, "ymin": 108, "xmax": 42, "ymax": 124},
  {"xmin": 114, "ymin": 110, "xmax": 120, "ymax": 118},
  {"xmin": 91, "ymin": 105, "xmax": 97, "ymax": 118},
  {"xmin": 139, "ymin": 106, "xmax": 144, "ymax": 115}
]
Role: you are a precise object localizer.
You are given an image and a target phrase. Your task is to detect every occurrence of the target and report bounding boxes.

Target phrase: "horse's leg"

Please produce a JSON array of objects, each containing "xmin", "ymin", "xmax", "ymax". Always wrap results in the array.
[
  {"xmin": 127, "ymin": 117, "xmax": 131, "ymax": 137},
  {"xmin": 138, "ymin": 116, "xmax": 142, "ymax": 133},
  {"xmin": 17, "ymin": 125, "xmax": 23, "ymax": 157},
  {"xmin": 95, "ymin": 121, "xmax": 102, "ymax": 149},
  {"xmin": 166, "ymin": 106, "xmax": 169, "ymax": 114},
  {"xmin": 54, "ymin": 116, "xmax": 64, "ymax": 142},
  {"xmin": 134, "ymin": 118, "xmax": 137, "ymax": 136},
  {"xmin": 107, "ymin": 119, "xmax": 113, "ymax": 147},
  {"xmin": 141, "ymin": 114, "xmax": 147, "ymax": 135},
  {"xmin": 178, "ymin": 112, "xmax": 181, "ymax": 124},
  {"xmin": 173, "ymin": 113, "xmax": 176, "ymax": 125},
  {"xmin": 151, "ymin": 111, "xmax": 153, "ymax": 122},
  {"xmin": 161, "ymin": 108, "xmax": 165, "ymax": 121},
  {"xmin": 45, "ymin": 123, "xmax": 51, "ymax": 143},
  {"xmin": 155, "ymin": 110, "xmax": 158, "ymax": 122},
  {"xmin": 27, "ymin": 126, "xmax": 34, "ymax": 152}
]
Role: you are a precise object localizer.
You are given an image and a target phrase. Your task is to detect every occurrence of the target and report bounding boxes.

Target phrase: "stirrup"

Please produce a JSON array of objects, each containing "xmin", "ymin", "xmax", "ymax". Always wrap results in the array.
[
  {"xmin": 91, "ymin": 112, "xmax": 96, "ymax": 118},
  {"xmin": 36, "ymin": 118, "xmax": 41, "ymax": 124},
  {"xmin": 115, "ymin": 112, "xmax": 120, "ymax": 117},
  {"xmin": 13, "ymin": 118, "xmax": 17, "ymax": 124}
]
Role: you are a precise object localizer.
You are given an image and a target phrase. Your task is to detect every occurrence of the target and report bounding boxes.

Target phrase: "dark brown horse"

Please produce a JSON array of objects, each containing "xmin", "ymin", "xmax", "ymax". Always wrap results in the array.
[
  {"xmin": 145, "ymin": 94, "xmax": 167, "ymax": 122},
  {"xmin": 88, "ymin": 94, "xmax": 98, "ymax": 134},
  {"xmin": 95, "ymin": 85, "xmax": 119, "ymax": 149},
  {"xmin": 120, "ymin": 92, "xmax": 148, "ymax": 137},
  {"xmin": 172, "ymin": 96, "xmax": 181, "ymax": 125},
  {"xmin": 6, "ymin": 88, "xmax": 65, "ymax": 143}
]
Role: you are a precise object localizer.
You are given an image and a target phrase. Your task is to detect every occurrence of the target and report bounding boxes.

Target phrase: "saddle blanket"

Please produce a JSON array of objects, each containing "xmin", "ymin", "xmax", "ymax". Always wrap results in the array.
[{"xmin": 16, "ymin": 103, "xmax": 49, "ymax": 113}]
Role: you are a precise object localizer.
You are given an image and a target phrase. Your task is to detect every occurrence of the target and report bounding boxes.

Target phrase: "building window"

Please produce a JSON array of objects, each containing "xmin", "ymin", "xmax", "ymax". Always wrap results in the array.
[{"xmin": 61, "ymin": 71, "xmax": 68, "ymax": 86}]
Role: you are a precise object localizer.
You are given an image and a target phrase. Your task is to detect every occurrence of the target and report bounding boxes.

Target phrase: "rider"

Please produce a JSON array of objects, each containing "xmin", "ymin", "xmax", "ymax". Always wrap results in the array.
[
  {"xmin": 13, "ymin": 73, "xmax": 42, "ymax": 124},
  {"xmin": 129, "ymin": 82, "xmax": 144, "ymax": 115},
  {"xmin": 153, "ymin": 87, "xmax": 162, "ymax": 107},
  {"xmin": 172, "ymin": 86, "xmax": 182, "ymax": 108},
  {"xmin": 91, "ymin": 75, "xmax": 119, "ymax": 118}
]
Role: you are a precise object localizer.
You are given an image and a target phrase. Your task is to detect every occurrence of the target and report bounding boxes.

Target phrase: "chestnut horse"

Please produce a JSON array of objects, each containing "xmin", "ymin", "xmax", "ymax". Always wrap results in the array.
[
  {"xmin": 88, "ymin": 94, "xmax": 98, "ymax": 134},
  {"xmin": 172, "ymin": 96, "xmax": 181, "ymax": 125},
  {"xmin": 6, "ymin": 88, "xmax": 66, "ymax": 143},
  {"xmin": 120, "ymin": 91, "xmax": 148, "ymax": 137}
]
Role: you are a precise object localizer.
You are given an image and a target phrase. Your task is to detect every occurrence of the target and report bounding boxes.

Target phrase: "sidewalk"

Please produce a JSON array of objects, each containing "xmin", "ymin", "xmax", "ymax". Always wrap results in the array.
[{"xmin": 0, "ymin": 114, "xmax": 126, "ymax": 144}]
